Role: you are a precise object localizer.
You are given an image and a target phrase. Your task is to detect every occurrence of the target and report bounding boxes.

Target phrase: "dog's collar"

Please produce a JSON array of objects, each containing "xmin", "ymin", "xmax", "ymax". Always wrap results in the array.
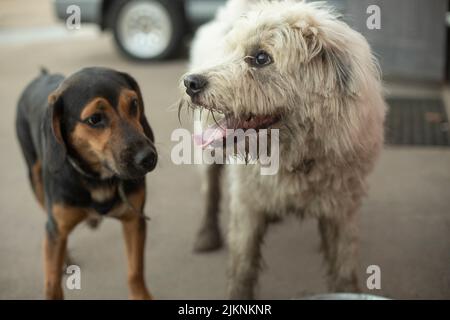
[
  {"xmin": 67, "ymin": 156, "xmax": 99, "ymax": 180},
  {"xmin": 67, "ymin": 156, "xmax": 151, "ymax": 221}
]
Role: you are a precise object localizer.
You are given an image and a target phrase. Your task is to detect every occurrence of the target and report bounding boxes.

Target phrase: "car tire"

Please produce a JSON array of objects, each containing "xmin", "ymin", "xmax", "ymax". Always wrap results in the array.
[{"xmin": 109, "ymin": 0, "xmax": 185, "ymax": 61}]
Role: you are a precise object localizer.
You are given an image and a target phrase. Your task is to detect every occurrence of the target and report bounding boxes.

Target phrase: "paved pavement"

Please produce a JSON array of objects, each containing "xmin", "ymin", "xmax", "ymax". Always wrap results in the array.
[{"xmin": 0, "ymin": 0, "xmax": 449, "ymax": 299}]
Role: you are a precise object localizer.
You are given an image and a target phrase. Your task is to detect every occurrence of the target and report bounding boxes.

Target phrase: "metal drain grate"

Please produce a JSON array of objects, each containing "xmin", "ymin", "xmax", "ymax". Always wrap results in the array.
[{"xmin": 385, "ymin": 98, "xmax": 450, "ymax": 146}]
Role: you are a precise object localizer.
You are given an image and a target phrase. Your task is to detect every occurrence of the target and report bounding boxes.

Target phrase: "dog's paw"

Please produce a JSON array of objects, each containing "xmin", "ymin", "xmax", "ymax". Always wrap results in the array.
[{"xmin": 193, "ymin": 226, "xmax": 223, "ymax": 252}]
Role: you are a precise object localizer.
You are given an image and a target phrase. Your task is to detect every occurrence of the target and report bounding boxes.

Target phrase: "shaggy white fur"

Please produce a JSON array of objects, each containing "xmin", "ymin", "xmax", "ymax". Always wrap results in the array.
[{"xmin": 182, "ymin": 0, "xmax": 386, "ymax": 299}]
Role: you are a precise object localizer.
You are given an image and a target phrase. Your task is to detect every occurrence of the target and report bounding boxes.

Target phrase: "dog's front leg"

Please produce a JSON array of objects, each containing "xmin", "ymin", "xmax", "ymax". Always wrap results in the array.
[
  {"xmin": 227, "ymin": 202, "xmax": 268, "ymax": 300},
  {"xmin": 318, "ymin": 211, "xmax": 360, "ymax": 293},
  {"xmin": 121, "ymin": 213, "xmax": 152, "ymax": 300},
  {"xmin": 120, "ymin": 186, "xmax": 152, "ymax": 300},
  {"xmin": 44, "ymin": 204, "xmax": 86, "ymax": 299}
]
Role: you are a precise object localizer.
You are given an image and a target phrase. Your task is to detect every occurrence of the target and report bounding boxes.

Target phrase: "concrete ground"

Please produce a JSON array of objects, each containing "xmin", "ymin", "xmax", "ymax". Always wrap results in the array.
[{"xmin": 0, "ymin": 0, "xmax": 449, "ymax": 300}]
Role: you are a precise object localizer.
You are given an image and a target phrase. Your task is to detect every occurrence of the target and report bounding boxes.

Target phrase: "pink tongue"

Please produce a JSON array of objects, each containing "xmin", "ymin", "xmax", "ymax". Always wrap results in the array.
[{"xmin": 193, "ymin": 118, "xmax": 228, "ymax": 149}]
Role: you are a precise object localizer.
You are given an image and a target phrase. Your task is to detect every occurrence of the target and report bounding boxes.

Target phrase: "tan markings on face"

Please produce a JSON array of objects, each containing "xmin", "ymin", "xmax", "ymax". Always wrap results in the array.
[
  {"xmin": 117, "ymin": 89, "xmax": 144, "ymax": 134},
  {"xmin": 69, "ymin": 90, "xmax": 146, "ymax": 177},
  {"xmin": 70, "ymin": 98, "xmax": 117, "ymax": 176}
]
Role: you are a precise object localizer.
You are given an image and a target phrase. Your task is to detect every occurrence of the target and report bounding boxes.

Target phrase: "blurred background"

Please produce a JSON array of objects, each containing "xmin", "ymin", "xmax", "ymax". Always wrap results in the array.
[{"xmin": 0, "ymin": 0, "xmax": 449, "ymax": 299}]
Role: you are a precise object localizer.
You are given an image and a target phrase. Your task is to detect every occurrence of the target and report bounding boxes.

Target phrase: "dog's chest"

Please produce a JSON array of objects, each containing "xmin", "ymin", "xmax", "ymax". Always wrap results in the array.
[
  {"xmin": 258, "ymin": 171, "xmax": 312, "ymax": 213},
  {"xmin": 88, "ymin": 184, "xmax": 128, "ymax": 218},
  {"xmin": 229, "ymin": 165, "xmax": 308, "ymax": 212},
  {"xmin": 90, "ymin": 185, "xmax": 116, "ymax": 203},
  {"xmin": 230, "ymin": 161, "xmax": 353, "ymax": 218}
]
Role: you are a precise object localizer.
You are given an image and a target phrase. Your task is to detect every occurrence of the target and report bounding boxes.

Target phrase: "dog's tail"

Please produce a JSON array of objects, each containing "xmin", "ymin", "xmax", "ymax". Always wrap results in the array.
[{"xmin": 39, "ymin": 66, "xmax": 49, "ymax": 75}]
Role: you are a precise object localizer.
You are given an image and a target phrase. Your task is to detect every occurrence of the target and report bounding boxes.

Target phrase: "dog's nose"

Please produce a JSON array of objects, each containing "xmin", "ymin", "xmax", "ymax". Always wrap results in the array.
[
  {"xmin": 134, "ymin": 147, "xmax": 157, "ymax": 172},
  {"xmin": 184, "ymin": 74, "xmax": 208, "ymax": 96}
]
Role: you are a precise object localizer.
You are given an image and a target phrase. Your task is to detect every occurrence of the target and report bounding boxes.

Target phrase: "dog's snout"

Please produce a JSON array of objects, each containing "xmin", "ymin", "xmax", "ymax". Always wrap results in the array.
[
  {"xmin": 184, "ymin": 74, "xmax": 208, "ymax": 96},
  {"xmin": 134, "ymin": 147, "xmax": 157, "ymax": 173}
]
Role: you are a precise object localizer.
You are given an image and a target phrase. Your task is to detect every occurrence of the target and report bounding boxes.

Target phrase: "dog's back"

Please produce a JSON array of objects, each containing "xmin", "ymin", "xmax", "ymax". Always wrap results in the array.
[{"xmin": 16, "ymin": 70, "xmax": 64, "ymax": 170}]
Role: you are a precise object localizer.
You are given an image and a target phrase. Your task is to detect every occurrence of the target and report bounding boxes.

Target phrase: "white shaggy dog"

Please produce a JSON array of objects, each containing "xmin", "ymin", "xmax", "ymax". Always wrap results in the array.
[{"xmin": 181, "ymin": 0, "xmax": 385, "ymax": 299}]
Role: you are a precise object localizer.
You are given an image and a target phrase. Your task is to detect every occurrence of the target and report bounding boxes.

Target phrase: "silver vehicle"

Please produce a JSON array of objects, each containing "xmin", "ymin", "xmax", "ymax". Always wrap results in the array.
[{"xmin": 54, "ymin": 0, "xmax": 224, "ymax": 60}]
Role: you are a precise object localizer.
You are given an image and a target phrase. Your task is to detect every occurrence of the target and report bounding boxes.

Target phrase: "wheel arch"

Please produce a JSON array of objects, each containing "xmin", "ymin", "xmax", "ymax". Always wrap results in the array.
[{"xmin": 101, "ymin": 0, "xmax": 187, "ymax": 30}]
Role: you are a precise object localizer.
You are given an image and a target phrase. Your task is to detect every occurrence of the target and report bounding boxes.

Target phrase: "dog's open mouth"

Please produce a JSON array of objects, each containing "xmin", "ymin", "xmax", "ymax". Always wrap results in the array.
[{"xmin": 193, "ymin": 113, "xmax": 281, "ymax": 149}]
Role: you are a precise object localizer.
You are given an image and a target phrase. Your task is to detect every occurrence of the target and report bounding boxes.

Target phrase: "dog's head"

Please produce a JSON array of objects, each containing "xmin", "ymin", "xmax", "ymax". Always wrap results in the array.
[
  {"xmin": 45, "ymin": 67, "xmax": 157, "ymax": 180},
  {"xmin": 182, "ymin": 1, "xmax": 381, "ymax": 151}
]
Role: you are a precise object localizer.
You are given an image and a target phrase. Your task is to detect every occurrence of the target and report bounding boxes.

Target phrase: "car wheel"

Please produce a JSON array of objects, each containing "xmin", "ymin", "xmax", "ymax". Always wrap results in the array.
[{"xmin": 110, "ymin": 0, "xmax": 185, "ymax": 61}]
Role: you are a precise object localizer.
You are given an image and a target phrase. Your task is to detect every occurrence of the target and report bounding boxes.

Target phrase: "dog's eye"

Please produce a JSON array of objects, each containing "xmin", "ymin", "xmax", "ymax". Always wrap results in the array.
[
  {"xmin": 254, "ymin": 51, "xmax": 272, "ymax": 66},
  {"xmin": 130, "ymin": 98, "xmax": 139, "ymax": 116},
  {"xmin": 85, "ymin": 113, "xmax": 104, "ymax": 127}
]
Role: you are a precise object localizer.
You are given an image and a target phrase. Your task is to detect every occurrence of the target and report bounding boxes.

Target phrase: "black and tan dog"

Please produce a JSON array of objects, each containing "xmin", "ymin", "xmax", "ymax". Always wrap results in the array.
[{"xmin": 15, "ymin": 67, "xmax": 157, "ymax": 299}]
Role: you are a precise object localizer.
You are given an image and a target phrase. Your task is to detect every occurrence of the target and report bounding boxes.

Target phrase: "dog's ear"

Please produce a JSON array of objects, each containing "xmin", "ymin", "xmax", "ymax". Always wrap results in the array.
[
  {"xmin": 318, "ymin": 42, "xmax": 356, "ymax": 95},
  {"xmin": 118, "ymin": 72, "xmax": 155, "ymax": 142},
  {"xmin": 294, "ymin": 21, "xmax": 357, "ymax": 95},
  {"xmin": 44, "ymin": 90, "xmax": 67, "ymax": 172}
]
